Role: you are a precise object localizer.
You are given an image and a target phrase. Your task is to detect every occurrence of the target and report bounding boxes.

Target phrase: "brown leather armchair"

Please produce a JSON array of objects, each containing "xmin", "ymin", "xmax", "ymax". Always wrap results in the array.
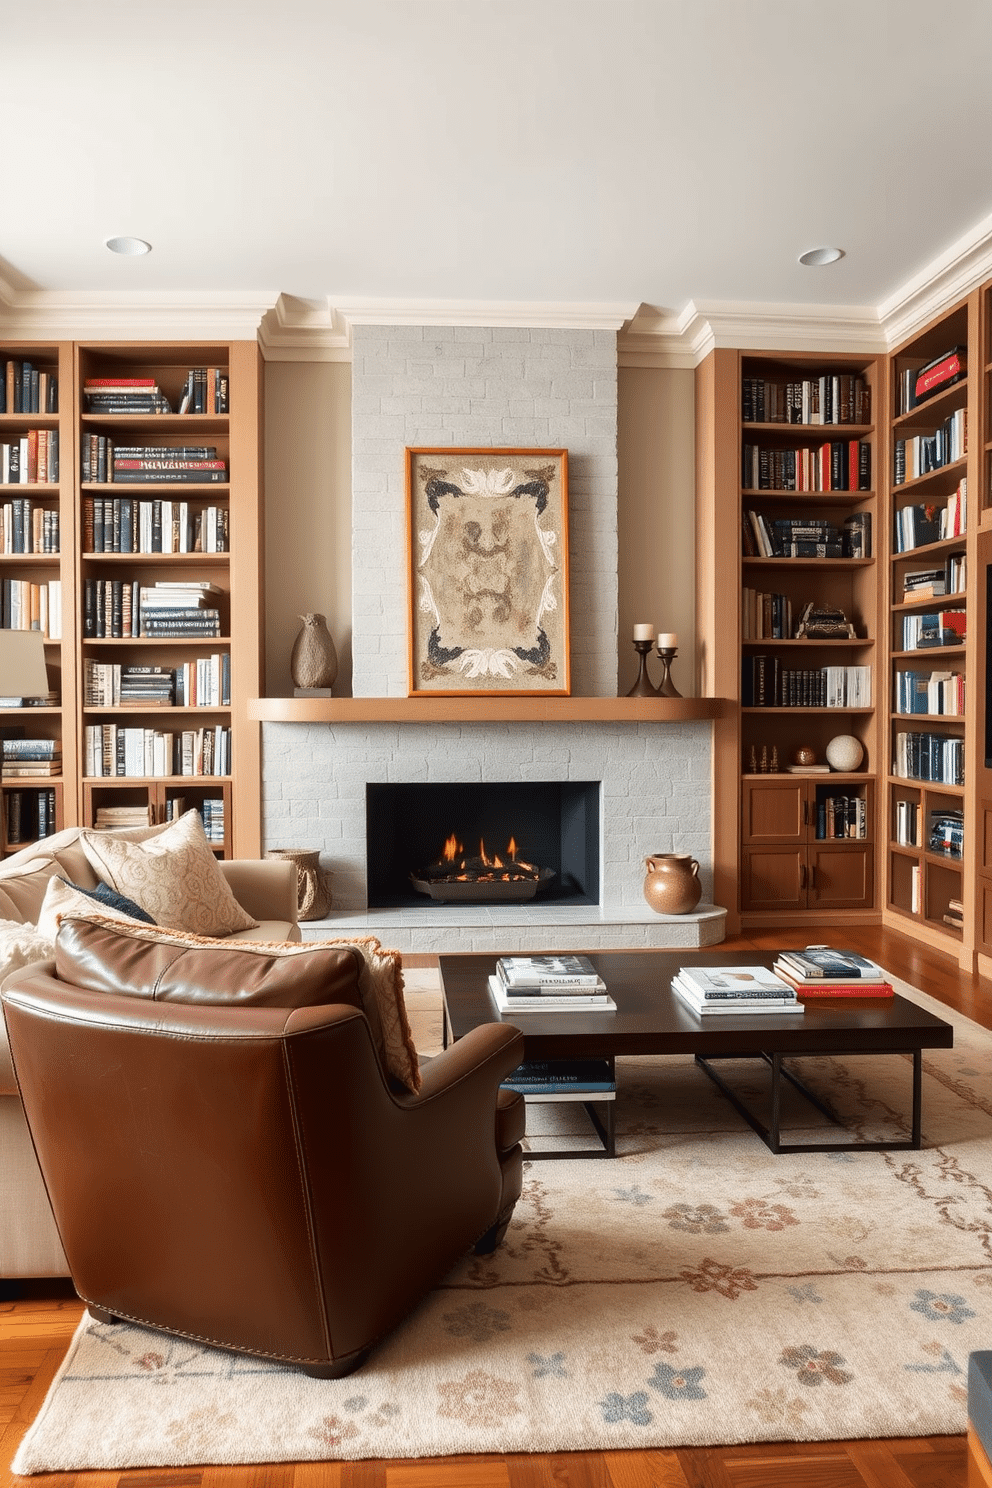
[{"xmin": 2, "ymin": 959, "xmax": 525, "ymax": 1378}]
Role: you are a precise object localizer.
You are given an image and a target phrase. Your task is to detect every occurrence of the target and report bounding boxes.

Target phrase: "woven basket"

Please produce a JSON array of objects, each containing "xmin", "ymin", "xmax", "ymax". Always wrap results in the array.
[{"xmin": 265, "ymin": 848, "xmax": 333, "ymax": 920}]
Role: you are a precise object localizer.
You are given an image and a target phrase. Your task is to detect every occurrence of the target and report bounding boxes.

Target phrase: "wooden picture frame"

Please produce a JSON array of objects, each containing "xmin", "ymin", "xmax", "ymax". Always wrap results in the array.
[{"xmin": 406, "ymin": 447, "xmax": 570, "ymax": 696}]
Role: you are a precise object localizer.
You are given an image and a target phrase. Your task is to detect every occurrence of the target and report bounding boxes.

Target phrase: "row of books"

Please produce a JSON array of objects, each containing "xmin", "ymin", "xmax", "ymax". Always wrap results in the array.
[
  {"xmin": 894, "ymin": 798, "xmax": 922, "ymax": 847},
  {"xmin": 1, "ymin": 502, "xmax": 60, "ymax": 554},
  {"xmin": 892, "ymin": 731, "xmax": 964, "ymax": 785},
  {"xmin": 1, "ymin": 361, "xmax": 57, "ymax": 415},
  {"xmin": 83, "ymin": 498, "xmax": 229, "ymax": 554},
  {"xmin": 743, "ymin": 511, "xmax": 870, "ymax": 559},
  {"xmin": 815, "ymin": 794, "xmax": 868, "ymax": 840},
  {"xmin": 893, "ymin": 408, "xmax": 967, "ymax": 485},
  {"xmin": 742, "ymin": 374, "xmax": 871, "ymax": 426},
  {"xmin": 2, "ymin": 787, "xmax": 57, "ymax": 845},
  {"xmin": 772, "ymin": 946, "xmax": 892, "ymax": 996},
  {"xmin": 742, "ymin": 440, "xmax": 871, "ymax": 493},
  {"xmin": 893, "ymin": 482, "xmax": 966, "ymax": 551},
  {"xmin": 83, "ymin": 724, "xmax": 231, "ymax": 778},
  {"xmin": 81, "ymin": 439, "xmax": 228, "ymax": 485},
  {"xmin": 93, "ymin": 796, "xmax": 226, "ymax": 846},
  {"xmin": 177, "ymin": 369, "xmax": 229, "ymax": 415},
  {"xmin": 893, "ymin": 669, "xmax": 965, "ymax": 717},
  {"xmin": 1, "ymin": 582, "xmax": 62, "ymax": 638},
  {"xmin": 742, "ymin": 658, "xmax": 871, "ymax": 709},
  {"xmin": 82, "ymin": 581, "xmax": 224, "ymax": 640},
  {"xmin": 1, "ymin": 431, "xmax": 59, "ymax": 485},
  {"xmin": 84, "ymin": 656, "xmax": 231, "ymax": 709},
  {"xmin": 896, "ymin": 347, "xmax": 966, "ymax": 414},
  {"xmin": 900, "ymin": 611, "xmax": 966, "ymax": 651},
  {"xmin": 741, "ymin": 588, "xmax": 793, "ymax": 641},
  {"xmin": 901, "ymin": 554, "xmax": 966, "ymax": 601}
]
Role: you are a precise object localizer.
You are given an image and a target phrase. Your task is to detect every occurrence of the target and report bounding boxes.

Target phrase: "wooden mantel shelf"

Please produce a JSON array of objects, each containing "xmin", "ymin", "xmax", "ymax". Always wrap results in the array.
[{"xmin": 249, "ymin": 696, "xmax": 727, "ymax": 724}]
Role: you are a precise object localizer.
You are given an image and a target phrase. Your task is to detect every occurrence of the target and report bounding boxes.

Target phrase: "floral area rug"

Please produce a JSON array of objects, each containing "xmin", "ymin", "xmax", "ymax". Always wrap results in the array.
[{"xmin": 12, "ymin": 972, "xmax": 992, "ymax": 1472}]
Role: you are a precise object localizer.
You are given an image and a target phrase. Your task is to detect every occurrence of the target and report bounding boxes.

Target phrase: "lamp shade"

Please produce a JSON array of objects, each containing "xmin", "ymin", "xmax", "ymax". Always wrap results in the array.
[{"xmin": 0, "ymin": 631, "xmax": 50, "ymax": 699}]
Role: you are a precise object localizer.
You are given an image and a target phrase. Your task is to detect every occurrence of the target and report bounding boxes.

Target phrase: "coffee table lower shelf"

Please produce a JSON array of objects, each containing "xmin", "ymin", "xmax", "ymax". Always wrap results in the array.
[{"xmin": 513, "ymin": 1089, "xmax": 616, "ymax": 1160}]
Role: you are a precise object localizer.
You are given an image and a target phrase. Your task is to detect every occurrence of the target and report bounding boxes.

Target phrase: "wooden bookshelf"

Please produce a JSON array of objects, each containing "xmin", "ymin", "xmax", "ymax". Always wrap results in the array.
[
  {"xmin": 1, "ymin": 340, "xmax": 262, "ymax": 860},
  {"xmin": 883, "ymin": 297, "xmax": 978, "ymax": 968},
  {"xmin": 696, "ymin": 349, "xmax": 883, "ymax": 935},
  {"xmin": 0, "ymin": 342, "xmax": 77, "ymax": 857}
]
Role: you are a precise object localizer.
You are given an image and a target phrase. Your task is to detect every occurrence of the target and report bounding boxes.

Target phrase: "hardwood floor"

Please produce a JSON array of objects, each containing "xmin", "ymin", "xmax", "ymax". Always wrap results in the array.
[{"xmin": 1, "ymin": 923, "xmax": 986, "ymax": 1488}]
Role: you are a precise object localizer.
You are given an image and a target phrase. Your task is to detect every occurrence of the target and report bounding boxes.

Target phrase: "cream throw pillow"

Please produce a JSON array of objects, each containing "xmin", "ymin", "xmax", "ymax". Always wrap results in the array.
[{"xmin": 79, "ymin": 810, "xmax": 257, "ymax": 937}]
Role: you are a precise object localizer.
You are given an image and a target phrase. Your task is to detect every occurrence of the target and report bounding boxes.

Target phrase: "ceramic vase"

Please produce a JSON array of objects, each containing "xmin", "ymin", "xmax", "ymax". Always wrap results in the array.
[
  {"xmin": 643, "ymin": 853, "xmax": 702, "ymax": 915},
  {"xmin": 291, "ymin": 613, "xmax": 338, "ymax": 691}
]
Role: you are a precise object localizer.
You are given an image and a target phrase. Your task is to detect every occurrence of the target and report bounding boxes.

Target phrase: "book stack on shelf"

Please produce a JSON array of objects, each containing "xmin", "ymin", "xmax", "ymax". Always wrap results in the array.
[
  {"xmin": 771, "ymin": 946, "xmax": 893, "ymax": 998},
  {"xmin": 900, "ymin": 611, "xmax": 966, "ymax": 650},
  {"xmin": 892, "ymin": 731, "xmax": 963, "ymax": 785},
  {"xmin": 894, "ymin": 412, "xmax": 967, "ymax": 484},
  {"xmin": 894, "ymin": 483, "xmax": 966, "ymax": 550},
  {"xmin": 944, "ymin": 897, "xmax": 965, "ymax": 931},
  {"xmin": 671, "ymin": 964, "xmax": 802, "ymax": 1016},
  {"xmin": 139, "ymin": 582, "xmax": 223, "ymax": 638},
  {"xmin": 84, "ymin": 496, "xmax": 228, "ymax": 555},
  {"xmin": 489, "ymin": 955, "xmax": 617, "ymax": 1014},
  {"xmin": 93, "ymin": 804, "xmax": 153, "ymax": 831},
  {"xmin": 1, "ymin": 580, "xmax": 61, "ymax": 636},
  {"xmin": 83, "ymin": 378, "xmax": 172, "ymax": 414},
  {"xmin": 500, "ymin": 1058, "xmax": 616, "ymax": 1102},
  {"xmin": 742, "ymin": 372, "xmax": 871, "ymax": 425},
  {"xmin": 897, "ymin": 347, "xmax": 966, "ymax": 411},
  {"xmin": 2, "ymin": 737, "xmax": 60, "ymax": 780},
  {"xmin": 929, "ymin": 809, "xmax": 964, "ymax": 858},
  {"xmin": 84, "ymin": 723, "xmax": 231, "ymax": 779},
  {"xmin": 113, "ymin": 447, "xmax": 227, "ymax": 486},
  {"xmin": 894, "ymin": 669, "xmax": 965, "ymax": 717}
]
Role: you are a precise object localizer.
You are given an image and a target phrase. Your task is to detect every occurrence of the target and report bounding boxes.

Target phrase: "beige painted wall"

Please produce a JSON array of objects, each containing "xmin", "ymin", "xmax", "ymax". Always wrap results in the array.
[
  {"xmin": 263, "ymin": 359, "xmax": 697, "ymax": 699},
  {"xmin": 617, "ymin": 365, "xmax": 696, "ymax": 696},
  {"xmin": 263, "ymin": 360, "xmax": 353, "ymax": 697}
]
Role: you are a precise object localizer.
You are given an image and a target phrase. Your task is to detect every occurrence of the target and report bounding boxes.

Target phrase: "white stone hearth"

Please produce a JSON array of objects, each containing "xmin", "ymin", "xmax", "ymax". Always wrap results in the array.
[{"xmin": 261, "ymin": 716, "xmax": 724, "ymax": 953}]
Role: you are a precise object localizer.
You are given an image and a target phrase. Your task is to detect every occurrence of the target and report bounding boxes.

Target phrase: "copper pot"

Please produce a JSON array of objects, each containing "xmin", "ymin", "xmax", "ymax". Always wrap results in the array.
[{"xmin": 643, "ymin": 853, "xmax": 701, "ymax": 915}]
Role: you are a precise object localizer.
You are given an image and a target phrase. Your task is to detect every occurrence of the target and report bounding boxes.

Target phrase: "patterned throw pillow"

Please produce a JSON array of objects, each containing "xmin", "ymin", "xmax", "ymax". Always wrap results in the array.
[
  {"xmin": 79, "ymin": 809, "xmax": 257, "ymax": 937},
  {"xmin": 53, "ymin": 914, "xmax": 421, "ymax": 1093},
  {"xmin": 36, "ymin": 877, "xmax": 154, "ymax": 943}
]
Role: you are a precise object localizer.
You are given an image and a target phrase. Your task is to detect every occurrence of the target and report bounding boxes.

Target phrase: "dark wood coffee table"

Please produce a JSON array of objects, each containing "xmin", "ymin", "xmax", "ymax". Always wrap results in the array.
[{"xmin": 438, "ymin": 949, "xmax": 954, "ymax": 1157}]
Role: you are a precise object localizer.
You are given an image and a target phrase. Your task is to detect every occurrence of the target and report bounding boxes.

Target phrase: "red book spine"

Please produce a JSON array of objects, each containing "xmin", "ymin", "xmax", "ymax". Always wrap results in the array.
[
  {"xmin": 915, "ymin": 353, "xmax": 963, "ymax": 397},
  {"xmin": 84, "ymin": 378, "xmax": 156, "ymax": 388},
  {"xmin": 798, "ymin": 983, "xmax": 893, "ymax": 997}
]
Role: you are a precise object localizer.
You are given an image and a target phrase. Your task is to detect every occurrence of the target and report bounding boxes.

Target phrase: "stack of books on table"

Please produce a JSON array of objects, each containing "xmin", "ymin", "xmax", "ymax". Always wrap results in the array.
[
  {"xmin": 501, "ymin": 1058, "xmax": 616, "ymax": 1102},
  {"xmin": 671, "ymin": 964, "xmax": 802, "ymax": 1015},
  {"xmin": 489, "ymin": 954, "xmax": 617, "ymax": 1014},
  {"xmin": 772, "ymin": 946, "xmax": 893, "ymax": 998}
]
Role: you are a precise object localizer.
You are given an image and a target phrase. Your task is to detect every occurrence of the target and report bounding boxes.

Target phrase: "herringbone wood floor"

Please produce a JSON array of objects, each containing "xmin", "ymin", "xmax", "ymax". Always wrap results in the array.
[{"xmin": 2, "ymin": 924, "xmax": 985, "ymax": 1487}]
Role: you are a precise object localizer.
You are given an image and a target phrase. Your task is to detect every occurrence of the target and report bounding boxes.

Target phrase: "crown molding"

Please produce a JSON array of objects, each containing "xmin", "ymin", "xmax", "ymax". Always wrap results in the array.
[
  {"xmin": 257, "ymin": 296, "xmax": 352, "ymax": 361},
  {"xmin": 0, "ymin": 278, "xmax": 276, "ymax": 342},
  {"xmin": 877, "ymin": 208, "xmax": 992, "ymax": 349},
  {"xmin": 332, "ymin": 297, "xmax": 639, "ymax": 331},
  {"xmin": 618, "ymin": 300, "xmax": 887, "ymax": 368}
]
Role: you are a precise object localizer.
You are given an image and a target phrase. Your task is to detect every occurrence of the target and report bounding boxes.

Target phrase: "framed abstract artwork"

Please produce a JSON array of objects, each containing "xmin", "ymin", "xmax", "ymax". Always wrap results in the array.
[{"xmin": 406, "ymin": 447, "xmax": 570, "ymax": 696}]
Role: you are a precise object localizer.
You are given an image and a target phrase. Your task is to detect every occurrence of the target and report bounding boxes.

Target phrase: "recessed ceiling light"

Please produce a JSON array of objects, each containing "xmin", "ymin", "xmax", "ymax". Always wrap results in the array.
[
  {"xmin": 798, "ymin": 246, "xmax": 844, "ymax": 267},
  {"xmin": 105, "ymin": 236, "xmax": 152, "ymax": 256}
]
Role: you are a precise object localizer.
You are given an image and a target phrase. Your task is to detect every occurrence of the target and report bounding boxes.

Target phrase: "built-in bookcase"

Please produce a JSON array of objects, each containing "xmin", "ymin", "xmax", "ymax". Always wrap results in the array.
[
  {"xmin": 0, "ymin": 341, "xmax": 77, "ymax": 856},
  {"xmin": 696, "ymin": 348, "xmax": 882, "ymax": 932},
  {"xmin": 0, "ymin": 339, "xmax": 262, "ymax": 860},
  {"xmin": 883, "ymin": 296, "xmax": 980, "ymax": 966}
]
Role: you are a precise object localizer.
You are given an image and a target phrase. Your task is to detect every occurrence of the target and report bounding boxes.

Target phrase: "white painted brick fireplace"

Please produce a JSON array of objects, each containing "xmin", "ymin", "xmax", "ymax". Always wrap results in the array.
[{"xmin": 259, "ymin": 322, "xmax": 725, "ymax": 951}]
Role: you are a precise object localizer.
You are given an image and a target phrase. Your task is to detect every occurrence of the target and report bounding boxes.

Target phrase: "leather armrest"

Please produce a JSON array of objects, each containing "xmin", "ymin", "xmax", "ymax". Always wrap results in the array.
[
  {"xmin": 413, "ymin": 1022, "xmax": 525, "ymax": 1104},
  {"xmin": 219, "ymin": 859, "xmax": 299, "ymax": 929}
]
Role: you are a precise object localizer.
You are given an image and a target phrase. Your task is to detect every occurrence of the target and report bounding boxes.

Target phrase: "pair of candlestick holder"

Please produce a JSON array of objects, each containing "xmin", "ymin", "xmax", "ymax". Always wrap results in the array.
[{"xmin": 626, "ymin": 638, "xmax": 682, "ymax": 698}]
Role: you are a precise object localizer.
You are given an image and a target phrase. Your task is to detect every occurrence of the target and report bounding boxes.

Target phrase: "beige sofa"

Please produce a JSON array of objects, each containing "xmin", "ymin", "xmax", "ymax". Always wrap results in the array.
[{"xmin": 0, "ymin": 826, "xmax": 300, "ymax": 1281}]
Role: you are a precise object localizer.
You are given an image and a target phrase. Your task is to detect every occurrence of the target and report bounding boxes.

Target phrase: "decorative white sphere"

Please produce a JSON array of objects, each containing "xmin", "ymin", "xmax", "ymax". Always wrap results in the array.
[{"xmin": 825, "ymin": 734, "xmax": 864, "ymax": 772}]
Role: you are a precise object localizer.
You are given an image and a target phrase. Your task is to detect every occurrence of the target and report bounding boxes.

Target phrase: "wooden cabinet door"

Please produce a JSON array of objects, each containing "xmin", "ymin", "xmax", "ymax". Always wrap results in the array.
[
  {"xmin": 741, "ymin": 846, "xmax": 805, "ymax": 911},
  {"xmin": 742, "ymin": 780, "xmax": 806, "ymax": 843},
  {"xmin": 807, "ymin": 843, "xmax": 874, "ymax": 910}
]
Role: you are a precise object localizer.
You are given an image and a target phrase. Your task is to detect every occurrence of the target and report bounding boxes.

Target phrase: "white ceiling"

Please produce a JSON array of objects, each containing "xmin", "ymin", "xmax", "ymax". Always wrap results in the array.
[{"xmin": 4, "ymin": 0, "xmax": 992, "ymax": 327}]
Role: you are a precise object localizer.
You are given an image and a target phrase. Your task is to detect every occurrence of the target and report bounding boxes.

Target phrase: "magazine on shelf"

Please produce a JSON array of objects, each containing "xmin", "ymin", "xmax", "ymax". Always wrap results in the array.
[
  {"xmin": 672, "ymin": 978, "xmax": 803, "ymax": 1016},
  {"xmin": 502, "ymin": 1059, "xmax": 615, "ymax": 1094},
  {"xmin": 488, "ymin": 977, "xmax": 617, "ymax": 1013},
  {"xmin": 496, "ymin": 954, "xmax": 601, "ymax": 989},
  {"xmin": 674, "ymin": 965, "xmax": 796, "ymax": 999},
  {"xmin": 775, "ymin": 946, "xmax": 886, "ymax": 981}
]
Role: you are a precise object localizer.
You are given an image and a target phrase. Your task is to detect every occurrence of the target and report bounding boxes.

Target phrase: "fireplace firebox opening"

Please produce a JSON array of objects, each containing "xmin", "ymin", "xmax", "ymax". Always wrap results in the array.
[{"xmin": 366, "ymin": 781, "xmax": 600, "ymax": 908}]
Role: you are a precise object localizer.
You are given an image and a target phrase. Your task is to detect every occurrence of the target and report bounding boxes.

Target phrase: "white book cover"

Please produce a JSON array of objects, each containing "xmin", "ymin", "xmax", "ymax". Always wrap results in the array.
[
  {"xmin": 675, "ymin": 965, "xmax": 795, "ymax": 998},
  {"xmin": 489, "ymin": 977, "xmax": 616, "ymax": 1013}
]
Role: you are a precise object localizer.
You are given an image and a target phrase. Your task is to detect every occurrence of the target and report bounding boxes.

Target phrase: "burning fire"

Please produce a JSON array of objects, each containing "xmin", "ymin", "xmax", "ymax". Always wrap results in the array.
[{"xmin": 429, "ymin": 833, "xmax": 539, "ymax": 882}]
